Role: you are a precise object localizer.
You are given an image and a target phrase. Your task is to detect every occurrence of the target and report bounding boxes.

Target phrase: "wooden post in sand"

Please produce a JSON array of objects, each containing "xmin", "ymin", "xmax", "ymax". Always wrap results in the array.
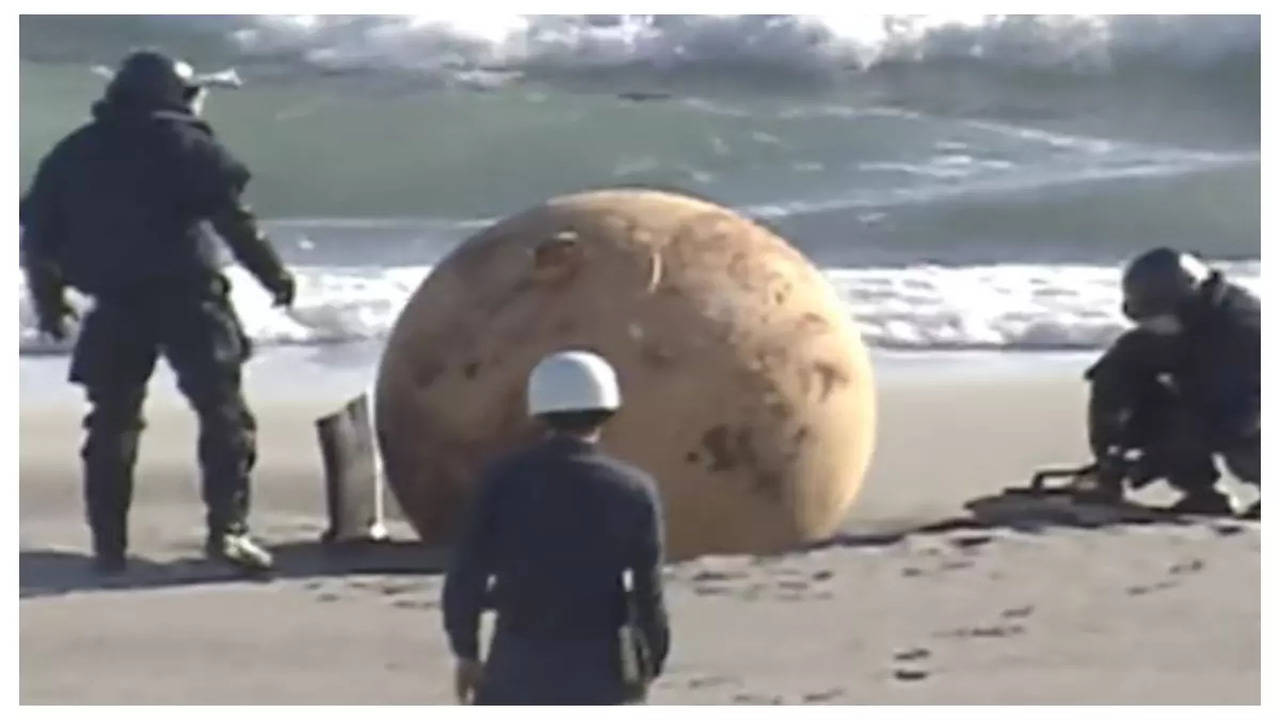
[{"xmin": 316, "ymin": 392, "xmax": 387, "ymax": 543}]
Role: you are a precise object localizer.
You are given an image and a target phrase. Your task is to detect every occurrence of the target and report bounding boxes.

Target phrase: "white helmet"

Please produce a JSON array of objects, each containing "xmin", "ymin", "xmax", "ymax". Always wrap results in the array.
[{"xmin": 527, "ymin": 351, "xmax": 621, "ymax": 417}]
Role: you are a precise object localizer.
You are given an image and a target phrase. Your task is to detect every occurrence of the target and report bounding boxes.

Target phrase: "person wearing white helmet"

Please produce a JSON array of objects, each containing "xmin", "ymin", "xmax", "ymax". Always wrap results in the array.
[
  {"xmin": 443, "ymin": 350, "xmax": 670, "ymax": 704},
  {"xmin": 1084, "ymin": 248, "xmax": 1260, "ymax": 517}
]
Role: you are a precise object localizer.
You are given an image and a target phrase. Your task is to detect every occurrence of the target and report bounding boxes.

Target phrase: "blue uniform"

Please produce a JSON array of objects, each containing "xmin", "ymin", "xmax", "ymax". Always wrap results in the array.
[{"xmin": 443, "ymin": 435, "xmax": 670, "ymax": 705}]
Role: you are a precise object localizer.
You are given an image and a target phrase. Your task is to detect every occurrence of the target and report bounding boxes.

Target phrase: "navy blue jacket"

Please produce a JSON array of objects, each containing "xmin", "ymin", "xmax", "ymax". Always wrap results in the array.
[{"xmin": 443, "ymin": 435, "xmax": 670, "ymax": 701}]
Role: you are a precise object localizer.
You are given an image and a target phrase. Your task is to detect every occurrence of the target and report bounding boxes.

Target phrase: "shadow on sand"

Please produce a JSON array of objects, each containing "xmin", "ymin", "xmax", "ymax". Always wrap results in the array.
[
  {"xmin": 805, "ymin": 497, "xmax": 1253, "ymax": 553},
  {"xmin": 22, "ymin": 494, "xmax": 1255, "ymax": 600},
  {"xmin": 19, "ymin": 540, "xmax": 450, "ymax": 600}
]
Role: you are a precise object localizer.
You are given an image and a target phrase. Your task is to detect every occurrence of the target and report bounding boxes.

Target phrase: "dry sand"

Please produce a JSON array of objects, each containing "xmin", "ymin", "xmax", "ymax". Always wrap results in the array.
[{"xmin": 18, "ymin": 349, "xmax": 1260, "ymax": 704}]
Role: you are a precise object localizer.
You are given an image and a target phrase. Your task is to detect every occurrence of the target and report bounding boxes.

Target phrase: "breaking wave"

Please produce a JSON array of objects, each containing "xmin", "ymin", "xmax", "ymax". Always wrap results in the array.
[{"xmin": 18, "ymin": 260, "xmax": 1261, "ymax": 355}]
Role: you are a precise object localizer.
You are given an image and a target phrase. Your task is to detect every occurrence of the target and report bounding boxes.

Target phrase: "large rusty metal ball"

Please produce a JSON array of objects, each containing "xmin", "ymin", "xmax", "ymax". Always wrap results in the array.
[{"xmin": 375, "ymin": 189, "xmax": 876, "ymax": 559}]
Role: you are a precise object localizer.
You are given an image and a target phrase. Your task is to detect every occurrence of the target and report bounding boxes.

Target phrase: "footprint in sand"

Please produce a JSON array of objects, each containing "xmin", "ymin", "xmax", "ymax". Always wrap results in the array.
[
  {"xmin": 893, "ymin": 648, "xmax": 931, "ymax": 662},
  {"xmin": 969, "ymin": 625, "xmax": 1024, "ymax": 638},
  {"xmin": 901, "ymin": 567, "xmax": 924, "ymax": 578},
  {"xmin": 949, "ymin": 534, "xmax": 993, "ymax": 550},
  {"xmin": 937, "ymin": 624, "xmax": 1024, "ymax": 639},
  {"xmin": 1001, "ymin": 605, "xmax": 1035, "ymax": 619},
  {"xmin": 378, "ymin": 582, "xmax": 425, "ymax": 596},
  {"xmin": 688, "ymin": 675, "xmax": 737, "ymax": 689},
  {"xmin": 733, "ymin": 693, "xmax": 783, "ymax": 704},
  {"xmin": 1127, "ymin": 580, "xmax": 1177, "ymax": 596},
  {"xmin": 694, "ymin": 585, "xmax": 732, "ymax": 597},
  {"xmin": 893, "ymin": 668, "xmax": 929, "ymax": 682},
  {"xmin": 802, "ymin": 688, "xmax": 846, "ymax": 703},
  {"xmin": 392, "ymin": 599, "xmax": 438, "ymax": 610},
  {"xmin": 317, "ymin": 592, "xmax": 341, "ymax": 603},
  {"xmin": 691, "ymin": 570, "xmax": 749, "ymax": 582},
  {"xmin": 1168, "ymin": 559, "xmax": 1204, "ymax": 575}
]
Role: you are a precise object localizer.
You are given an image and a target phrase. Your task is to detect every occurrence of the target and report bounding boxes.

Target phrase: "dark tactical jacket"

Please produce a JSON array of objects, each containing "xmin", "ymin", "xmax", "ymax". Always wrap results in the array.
[
  {"xmin": 1088, "ymin": 272, "xmax": 1261, "ymax": 447},
  {"xmin": 20, "ymin": 97, "xmax": 286, "ymax": 300}
]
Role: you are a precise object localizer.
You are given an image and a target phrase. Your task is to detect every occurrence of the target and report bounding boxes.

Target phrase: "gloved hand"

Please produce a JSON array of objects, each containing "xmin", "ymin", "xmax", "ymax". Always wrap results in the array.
[
  {"xmin": 454, "ymin": 657, "xmax": 484, "ymax": 704},
  {"xmin": 36, "ymin": 300, "xmax": 76, "ymax": 341},
  {"xmin": 268, "ymin": 272, "xmax": 296, "ymax": 308},
  {"xmin": 25, "ymin": 259, "xmax": 75, "ymax": 341}
]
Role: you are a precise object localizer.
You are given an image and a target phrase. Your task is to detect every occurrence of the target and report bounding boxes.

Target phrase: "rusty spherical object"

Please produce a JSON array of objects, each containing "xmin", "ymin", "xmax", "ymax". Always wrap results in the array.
[{"xmin": 375, "ymin": 189, "xmax": 876, "ymax": 559}]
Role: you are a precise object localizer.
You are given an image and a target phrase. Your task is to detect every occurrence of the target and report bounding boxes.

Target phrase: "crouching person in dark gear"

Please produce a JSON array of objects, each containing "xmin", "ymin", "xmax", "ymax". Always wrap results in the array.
[
  {"xmin": 1085, "ymin": 248, "xmax": 1260, "ymax": 517},
  {"xmin": 443, "ymin": 351, "xmax": 671, "ymax": 705},
  {"xmin": 19, "ymin": 50, "xmax": 296, "ymax": 574}
]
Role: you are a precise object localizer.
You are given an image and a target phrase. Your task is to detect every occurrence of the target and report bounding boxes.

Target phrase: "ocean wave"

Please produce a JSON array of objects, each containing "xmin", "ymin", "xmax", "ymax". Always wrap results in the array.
[
  {"xmin": 21, "ymin": 15, "xmax": 1259, "ymax": 88},
  {"xmin": 227, "ymin": 15, "xmax": 1261, "ymax": 81},
  {"xmin": 18, "ymin": 260, "xmax": 1261, "ymax": 356}
]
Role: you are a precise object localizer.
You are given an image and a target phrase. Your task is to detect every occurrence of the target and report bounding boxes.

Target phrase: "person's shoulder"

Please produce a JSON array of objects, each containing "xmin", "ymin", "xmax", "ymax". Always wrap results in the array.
[
  {"xmin": 157, "ymin": 115, "xmax": 251, "ymax": 188},
  {"xmin": 41, "ymin": 122, "xmax": 98, "ymax": 164},
  {"xmin": 596, "ymin": 453, "xmax": 660, "ymax": 500},
  {"xmin": 1205, "ymin": 274, "xmax": 1260, "ymax": 325},
  {"xmin": 1223, "ymin": 280, "xmax": 1260, "ymax": 311},
  {"xmin": 478, "ymin": 441, "xmax": 547, "ymax": 484}
]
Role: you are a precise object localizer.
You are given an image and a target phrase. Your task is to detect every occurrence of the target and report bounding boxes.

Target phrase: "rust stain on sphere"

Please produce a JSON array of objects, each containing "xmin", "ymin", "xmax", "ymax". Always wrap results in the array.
[{"xmin": 375, "ymin": 189, "xmax": 876, "ymax": 559}]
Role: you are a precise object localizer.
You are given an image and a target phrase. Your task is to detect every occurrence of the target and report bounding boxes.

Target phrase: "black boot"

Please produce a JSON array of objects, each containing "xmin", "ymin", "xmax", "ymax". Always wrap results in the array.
[
  {"xmin": 92, "ymin": 552, "xmax": 127, "ymax": 575},
  {"xmin": 82, "ymin": 424, "xmax": 140, "ymax": 578},
  {"xmin": 206, "ymin": 531, "xmax": 274, "ymax": 572},
  {"xmin": 1170, "ymin": 489, "xmax": 1234, "ymax": 516}
]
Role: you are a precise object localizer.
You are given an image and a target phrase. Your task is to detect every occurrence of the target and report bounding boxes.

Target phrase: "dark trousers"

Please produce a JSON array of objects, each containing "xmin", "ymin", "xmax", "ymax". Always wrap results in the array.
[
  {"xmin": 476, "ymin": 630, "xmax": 628, "ymax": 705},
  {"xmin": 70, "ymin": 278, "xmax": 256, "ymax": 557},
  {"xmin": 1088, "ymin": 331, "xmax": 1260, "ymax": 495}
]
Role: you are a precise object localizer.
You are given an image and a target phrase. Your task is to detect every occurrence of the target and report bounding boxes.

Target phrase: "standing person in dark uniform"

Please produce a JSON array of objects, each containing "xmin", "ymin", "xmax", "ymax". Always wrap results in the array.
[
  {"xmin": 443, "ymin": 351, "xmax": 670, "ymax": 705},
  {"xmin": 20, "ymin": 50, "xmax": 296, "ymax": 573},
  {"xmin": 1084, "ymin": 248, "xmax": 1260, "ymax": 517}
]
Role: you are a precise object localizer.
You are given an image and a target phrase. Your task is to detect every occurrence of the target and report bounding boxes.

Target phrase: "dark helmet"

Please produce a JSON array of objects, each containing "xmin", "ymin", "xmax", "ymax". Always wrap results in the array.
[
  {"xmin": 105, "ymin": 50, "xmax": 203, "ymax": 108},
  {"xmin": 1121, "ymin": 247, "xmax": 1210, "ymax": 320}
]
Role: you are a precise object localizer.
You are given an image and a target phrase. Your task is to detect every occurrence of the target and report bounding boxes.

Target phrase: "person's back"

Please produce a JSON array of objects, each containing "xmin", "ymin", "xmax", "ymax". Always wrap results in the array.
[
  {"xmin": 1172, "ymin": 273, "xmax": 1260, "ymax": 440},
  {"xmin": 443, "ymin": 351, "xmax": 670, "ymax": 705},
  {"xmin": 480, "ymin": 436, "xmax": 656, "ymax": 634},
  {"xmin": 28, "ymin": 101, "xmax": 236, "ymax": 297}
]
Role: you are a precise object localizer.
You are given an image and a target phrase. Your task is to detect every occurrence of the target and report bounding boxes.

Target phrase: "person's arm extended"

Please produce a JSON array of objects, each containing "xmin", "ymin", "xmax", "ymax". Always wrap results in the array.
[
  {"xmin": 20, "ymin": 155, "xmax": 75, "ymax": 339},
  {"xmin": 443, "ymin": 470, "xmax": 501, "ymax": 663},
  {"xmin": 208, "ymin": 201, "xmax": 294, "ymax": 306},
  {"xmin": 184, "ymin": 131, "xmax": 294, "ymax": 306},
  {"xmin": 631, "ymin": 481, "xmax": 670, "ymax": 677}
]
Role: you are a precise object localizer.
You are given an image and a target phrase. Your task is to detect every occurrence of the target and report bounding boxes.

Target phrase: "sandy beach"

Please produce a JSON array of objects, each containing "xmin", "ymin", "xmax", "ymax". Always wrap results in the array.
[{"xmin": 18, "ymin": 348, "xmax": 1260, "ymax": 704}]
